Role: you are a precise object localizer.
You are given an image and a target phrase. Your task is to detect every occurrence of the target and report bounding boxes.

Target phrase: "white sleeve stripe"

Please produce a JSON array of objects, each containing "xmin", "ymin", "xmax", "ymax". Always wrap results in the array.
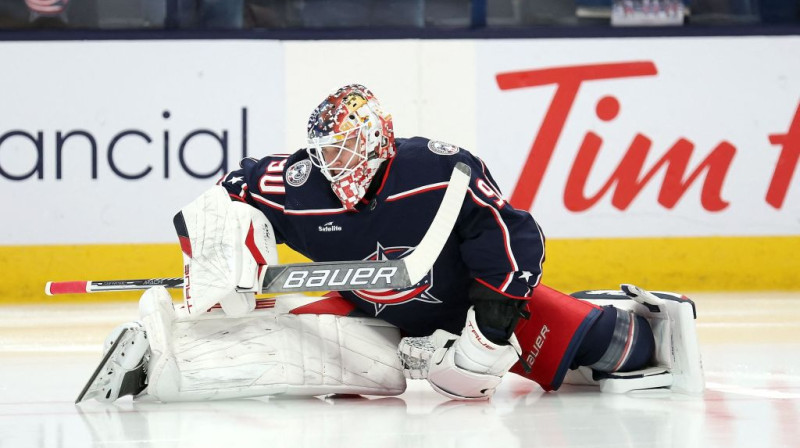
[
  {"xmin": 500, "ymin": 272, "xmax": 514, "ymax": 291},
  {"xmin": 285, "ymin": 208, "xmax": 348, "ymax": 215},
  {"xmin": 467, "ymin": 188, "xmax": 519, "ymax": 286},
  {"xmin": 478, "ymin": 158, "xmax": 503, "ymax": 195},
  {"xmin": 386, "ymin": 182, "xmax": 449, "ymax": 201},
  {"xmin": 251, "ymin": 193, "xmax": 285, "ymax": 211},
  {"xmin": 251, "ymin": 193, "xmax": 347, "ymax": 215}
]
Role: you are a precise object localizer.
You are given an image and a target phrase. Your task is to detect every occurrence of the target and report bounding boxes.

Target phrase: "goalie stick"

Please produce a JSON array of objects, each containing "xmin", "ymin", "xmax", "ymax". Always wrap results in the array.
[{"xmin": 46, "ymin": 162, "xmax": 471, "ymax": 296}]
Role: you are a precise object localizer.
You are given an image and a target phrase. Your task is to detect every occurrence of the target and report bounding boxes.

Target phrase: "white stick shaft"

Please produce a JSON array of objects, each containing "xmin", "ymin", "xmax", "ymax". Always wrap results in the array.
[{"xmin": 403, "ymin": 162, "xmax": 470, "ymax": 284}]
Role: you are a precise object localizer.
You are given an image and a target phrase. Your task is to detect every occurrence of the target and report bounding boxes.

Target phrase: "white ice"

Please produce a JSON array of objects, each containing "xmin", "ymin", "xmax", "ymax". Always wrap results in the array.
[{"xmin": 1, "ymin": 292, "xmax": 799, "ymax": 448}]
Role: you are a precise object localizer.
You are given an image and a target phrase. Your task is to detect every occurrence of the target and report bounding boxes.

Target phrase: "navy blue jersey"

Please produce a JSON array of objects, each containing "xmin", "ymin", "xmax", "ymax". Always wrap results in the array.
[{"xmin": 220, "ymin": 137, "xmax": 545, "ymax": 336}]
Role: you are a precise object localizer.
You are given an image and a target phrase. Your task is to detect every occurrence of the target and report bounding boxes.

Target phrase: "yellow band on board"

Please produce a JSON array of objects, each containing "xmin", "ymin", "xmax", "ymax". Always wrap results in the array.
[
  {"xmin": 542, "ymin": 236, "xmax": 800, "ymax": 293},
  {"xmin": 0, "ymin": 244, "xmax": 312, "ymax": 304},
  {"xmin": 1, "ymin": 236, "xmax": 798, "ymax": 304}
]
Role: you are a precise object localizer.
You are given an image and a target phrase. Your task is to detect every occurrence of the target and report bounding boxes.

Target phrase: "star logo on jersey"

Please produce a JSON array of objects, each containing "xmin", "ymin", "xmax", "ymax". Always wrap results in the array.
[
  {"xmin": 228, "ymin": 175, "xmax": 244, "ymax": 184},
  {"xmin": 353, "ymin": 242, "xmax": 441, "ymax": 315}
]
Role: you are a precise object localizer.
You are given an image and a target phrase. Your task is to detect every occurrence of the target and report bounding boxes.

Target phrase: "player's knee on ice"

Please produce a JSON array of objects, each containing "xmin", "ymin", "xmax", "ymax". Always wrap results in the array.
[{"xmin": 573, "ymin": 305, "xmax": 655, "ymax": 373}]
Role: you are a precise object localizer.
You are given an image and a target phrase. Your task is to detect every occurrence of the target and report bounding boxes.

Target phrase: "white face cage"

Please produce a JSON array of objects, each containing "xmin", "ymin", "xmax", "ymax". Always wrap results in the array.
[{"xmin": 307, "ymin": 126, "xmax": 369, "ymax": 182}]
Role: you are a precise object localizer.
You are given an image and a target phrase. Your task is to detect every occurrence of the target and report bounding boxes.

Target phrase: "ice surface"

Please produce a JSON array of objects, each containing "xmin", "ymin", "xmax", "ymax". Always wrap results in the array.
[{"xmin": 1, "ymin": 292, "xmax": 798, "ymax": 448}]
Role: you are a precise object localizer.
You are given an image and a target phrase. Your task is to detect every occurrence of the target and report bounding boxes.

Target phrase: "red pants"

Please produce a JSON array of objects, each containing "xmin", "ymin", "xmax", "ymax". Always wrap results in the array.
[{"xmin": 511, "ymin": 284, "xmax": 601, "ymax": 391}]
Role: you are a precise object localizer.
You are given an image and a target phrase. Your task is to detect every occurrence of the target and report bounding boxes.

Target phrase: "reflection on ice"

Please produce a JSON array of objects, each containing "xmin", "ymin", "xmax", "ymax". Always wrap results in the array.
[
  {"xmin": 69, "ymin": 382, "xmax": 712, "ymax": 448},
  {"xmin": 1, "ymin": 293, "xmax": 798, "ymax": 448}
]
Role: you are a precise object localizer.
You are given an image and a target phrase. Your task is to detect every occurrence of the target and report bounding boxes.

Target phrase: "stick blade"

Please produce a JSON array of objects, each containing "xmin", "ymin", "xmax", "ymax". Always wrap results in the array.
[{"xmin": 259, "ymin": 259, "xmax": 411, "ymax": 293}]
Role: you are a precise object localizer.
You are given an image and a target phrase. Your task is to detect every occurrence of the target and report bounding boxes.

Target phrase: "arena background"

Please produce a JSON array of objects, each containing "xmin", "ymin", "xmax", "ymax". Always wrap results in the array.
[{"xmin": 1, "ymin": 35, "xmax": 799, "ymax": 303}]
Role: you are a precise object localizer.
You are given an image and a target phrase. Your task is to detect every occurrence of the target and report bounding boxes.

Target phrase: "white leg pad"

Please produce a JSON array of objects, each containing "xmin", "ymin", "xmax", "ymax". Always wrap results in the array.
[
  {"xmin": 563, "ymin": 284, "xmax": 704, "ymax": 395},
  {"xmin": 139, "ymin": 288, "xmax": 406, "ymax": 402}
]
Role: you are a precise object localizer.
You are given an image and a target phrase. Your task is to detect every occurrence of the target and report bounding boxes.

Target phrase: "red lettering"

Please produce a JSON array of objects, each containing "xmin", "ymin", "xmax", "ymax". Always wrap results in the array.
[
  {"xmin": 496, "ymin": 62, "xmax": 658, "ymax": 211},
  {"xmin": 565, "ymin": 133, "xmax": 735, "ymax": 211},
  {"xmin": 498, "ymin": 62, "xmax": 737, "ymax": 213},
  {"xmin": 767, "ymin": 102, "xmax": 800, "ymax": 209}
]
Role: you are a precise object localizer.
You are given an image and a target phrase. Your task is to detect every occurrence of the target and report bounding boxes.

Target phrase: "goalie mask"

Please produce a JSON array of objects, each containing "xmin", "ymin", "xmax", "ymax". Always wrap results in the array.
[{"xmin": 306, "ymin": 84, "xmax": 395, "ymax": 210}]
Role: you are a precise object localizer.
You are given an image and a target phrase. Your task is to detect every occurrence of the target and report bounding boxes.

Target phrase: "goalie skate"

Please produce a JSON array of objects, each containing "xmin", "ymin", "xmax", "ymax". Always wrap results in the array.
[{"xmin": 75, "ymin": 322, "xmax": 151, "ymax": 403}]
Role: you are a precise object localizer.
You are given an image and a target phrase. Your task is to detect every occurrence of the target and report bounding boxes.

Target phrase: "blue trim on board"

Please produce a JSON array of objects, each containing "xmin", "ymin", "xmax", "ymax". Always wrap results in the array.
[{"xmin": 1, "ymin": 24, "xmax": 800, "ymax": 42}]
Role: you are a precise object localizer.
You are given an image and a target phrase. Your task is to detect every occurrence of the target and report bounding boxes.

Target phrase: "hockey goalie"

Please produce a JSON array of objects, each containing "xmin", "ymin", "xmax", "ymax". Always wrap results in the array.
[{"xmin": 76, "ymin": 84, "xmax": 704, "ymax": 403}]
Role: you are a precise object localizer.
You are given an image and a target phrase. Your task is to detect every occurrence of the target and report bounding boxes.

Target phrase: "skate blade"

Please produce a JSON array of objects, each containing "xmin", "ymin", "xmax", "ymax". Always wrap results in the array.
[{"xmin": 75, "ymin": 328, "xmax": 129, "ymax": 404}]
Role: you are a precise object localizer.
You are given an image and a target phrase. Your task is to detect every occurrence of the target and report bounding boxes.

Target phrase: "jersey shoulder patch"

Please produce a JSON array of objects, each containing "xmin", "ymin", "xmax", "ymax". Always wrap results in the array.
[
  {"xmin": 427, "ymin": 140, "xmax": 461, "ymax": 156},
  {"xmin": 285, "ymin": 159, "xmax": 312, "ymax": 187}
]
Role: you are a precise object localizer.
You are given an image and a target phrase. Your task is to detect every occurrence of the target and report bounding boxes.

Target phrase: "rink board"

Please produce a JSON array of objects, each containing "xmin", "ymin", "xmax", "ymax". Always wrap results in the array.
[{"xmin": 2, "ymin": 37, "xmax": 799, "ymax": 302}]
